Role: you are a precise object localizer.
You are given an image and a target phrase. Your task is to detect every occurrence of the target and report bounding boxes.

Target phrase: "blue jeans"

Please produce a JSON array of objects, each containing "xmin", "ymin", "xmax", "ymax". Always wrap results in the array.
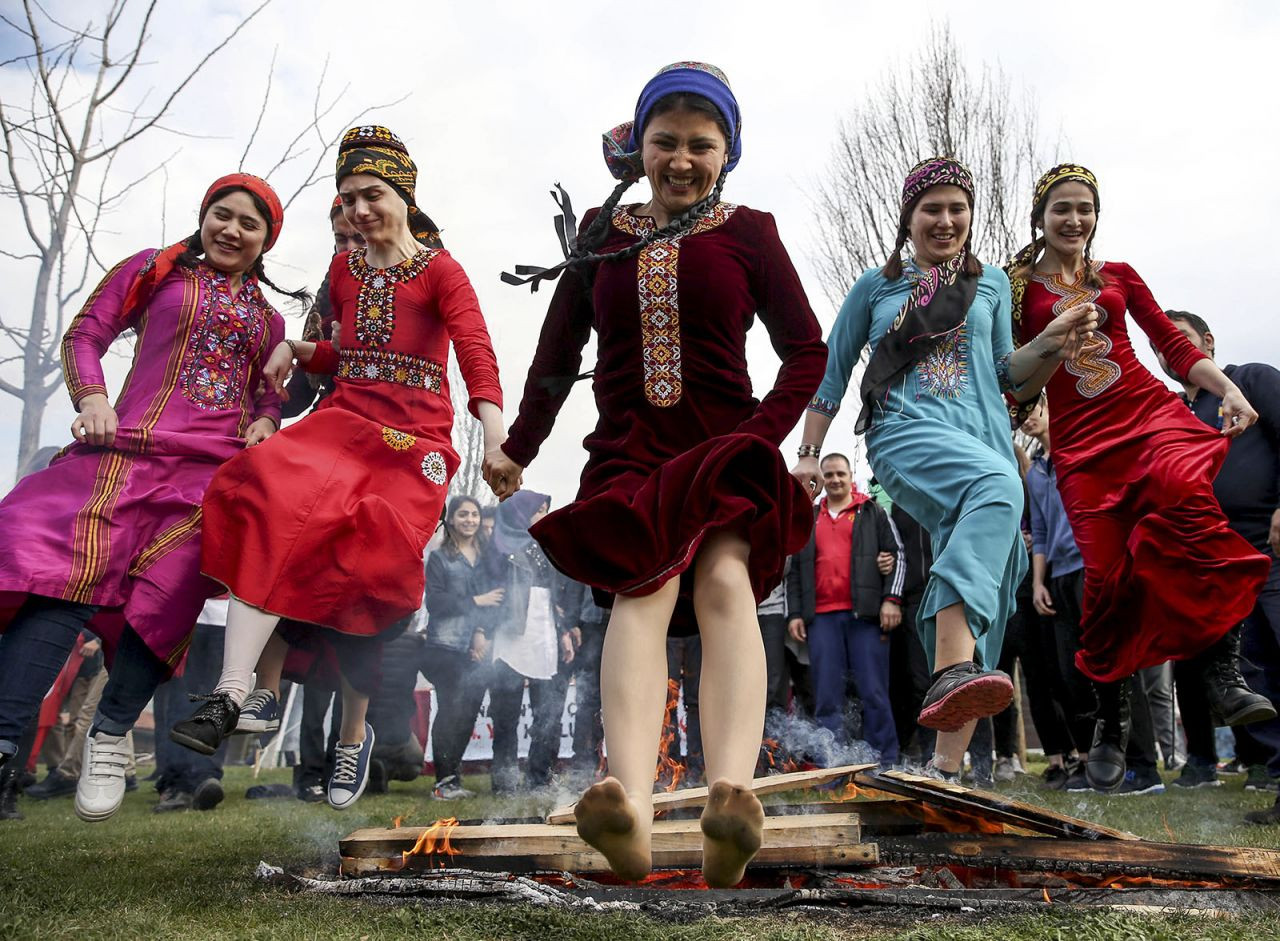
[
  {"xmin": 808, "ymin": 611, "xmax": 899, "ymax": 765},
  {"xmin": 0, "ymin": 596, "xmax": 169, "ymax": 753}
]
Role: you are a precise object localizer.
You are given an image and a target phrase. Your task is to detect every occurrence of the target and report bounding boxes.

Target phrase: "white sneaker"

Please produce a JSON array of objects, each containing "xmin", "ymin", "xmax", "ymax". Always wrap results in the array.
[
  {"xmin": 75, "ymin": 730, "xmax": 132, "ymax": 822},
  {"xmin": 994, "ymin": 756, "xmax": 1017, "ymax": 783}
]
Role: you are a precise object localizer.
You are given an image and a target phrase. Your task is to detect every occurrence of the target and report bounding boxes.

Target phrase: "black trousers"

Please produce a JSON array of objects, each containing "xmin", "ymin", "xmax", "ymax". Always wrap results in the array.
[
  {"xmin": 570, "ymin": 621, "xmax": 606, "ymax": 772},
  {"xmin": 759, "ymin": 614, "xmax": 791, "ymax": 716},
  {"xmin": 365, "ymin": 630, "xmax": 426, "ymax": 749},
  {"xmin": 489, "ymin": 658, "xmax": 569, "ymax": 791},
  {"xmin": 421, "ymin": 645, "xmax": 490, "ymax": 784},
  {"xmin": 888, "ymin": 593, "xmax": 935, "ymax": 763},
  {"xmin": 1235, "ymin": 552, "xmax": 1280, "ymax": 775},
  {"xmin": 665, "ymin": 635, "xmax": 703, "ymax": 779},
  {"xmin": 293, "ymin": 681, "xmax": 339, "ymax": 790},
  {"xmin": 1047, "ymin": 570, "xmax": 1102, "ymax": 754},
  {"xmin": 153, "ymin": 623, "xmax": 227, "ymax": 792}
]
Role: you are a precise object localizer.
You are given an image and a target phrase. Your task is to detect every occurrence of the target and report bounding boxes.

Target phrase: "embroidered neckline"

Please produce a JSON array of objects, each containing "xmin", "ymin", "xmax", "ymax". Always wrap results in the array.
[
  {"xmin": 346, "ymin": 246, "xmax": 438, "ymax": 349},
  {"xmin": 611, "ymin": 202, "xmax": 738, "ymax": 239},
  {"xmin": 1029, "ymin": 260, "xmax": 1105, "ymax": 288}
]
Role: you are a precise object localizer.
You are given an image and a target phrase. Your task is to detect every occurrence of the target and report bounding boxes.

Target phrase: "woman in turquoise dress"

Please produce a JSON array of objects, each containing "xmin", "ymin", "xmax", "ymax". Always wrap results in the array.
[{"xmin": 792, "ymin": 157, "xmax": 1096, "ymax": 778}]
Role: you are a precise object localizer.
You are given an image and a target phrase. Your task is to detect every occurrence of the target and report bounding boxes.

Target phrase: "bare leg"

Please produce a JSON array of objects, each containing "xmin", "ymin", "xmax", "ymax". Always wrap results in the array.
[
  {"xmin": 692, "ymin": 532, "xmax": 766, "ymax": 888},
  {"xmin": 935, "ymin": 603, "xmax": 976, "ymax": 669},
  {"xmin": 253, "ymin": 633, "xmax": 289, "ymax": 699},
  {"xmin": 933, "ymin": 720, "xmax": 977, "ymax": 775},
  {"xmin": 574, "ymin": 579, "xmax": 678, "ymax": 881},
  {"xmin": 338, "ymin": 673, "xmax": 369, "ymax": 745}
]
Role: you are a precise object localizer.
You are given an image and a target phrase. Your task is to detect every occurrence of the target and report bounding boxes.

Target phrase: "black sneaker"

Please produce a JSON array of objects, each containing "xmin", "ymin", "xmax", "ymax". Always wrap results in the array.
[
  {"xmin": 1115, "ymin": 766, "xmax": 1165, "ymax": 796},
  {"xmin": 170, "ymin": 693, "xmax": 240, "ymax": 756},
  {"xmin": 431, "ymin": 775, "xmax": 476, "ymax": 801},
  {"xmin": 0, "ymin": 766, "xmax": 22, "ymax": 821},
  {"xmin": 24, "ymin": 769, "xmax": 78, "ymax": 800},
  {"xmin": 1065, "ymin": 763, "xmax": 1093, "ymax": 792},
  {"xmin": 154, "ymin": 788, "xmax": 193, "ymax": 813},
  {"xmin": 1245, "ymin": 795, "xmax": 1280, "ymax": 825},
  {"xmin": 1245, "ymin": 765, "xmax": 1280, "ymax": 793},
  {"xmin": 1171, "ymin": 762, "xmax": 1222, "ymax": 789},
  {"xmin": 191, "ymin": 777, "xmax": 224, "ymax": 811},
  {"xmin": 918, "ymin": 662, "xmax": 1014, "ymax": 732},
  {"xmin": 1041, "ymin": 763, "xmax": 1071, "ymax": 791},
  {"xmin": 296, "ymin": 783, "xmax": 325, "ymax": 803}
]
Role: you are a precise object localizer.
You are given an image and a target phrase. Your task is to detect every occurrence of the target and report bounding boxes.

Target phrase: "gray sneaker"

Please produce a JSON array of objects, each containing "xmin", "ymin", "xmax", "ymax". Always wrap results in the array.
[{"xmin": 431, "ymin": 775, "xmax": 475, "ymax": 800}]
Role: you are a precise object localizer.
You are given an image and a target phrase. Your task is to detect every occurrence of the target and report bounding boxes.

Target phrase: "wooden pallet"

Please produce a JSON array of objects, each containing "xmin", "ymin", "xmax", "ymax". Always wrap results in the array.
[
  {"xmin": 340, "ymin": 812, "xmax": 877, "ymax": 876},
  {"xmin": 544, "ymin": 763, "xmax": 876, "ymax": 825}
]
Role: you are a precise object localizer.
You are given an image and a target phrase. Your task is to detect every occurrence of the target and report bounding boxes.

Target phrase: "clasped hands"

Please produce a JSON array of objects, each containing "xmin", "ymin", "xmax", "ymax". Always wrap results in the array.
[
  {"xmin": 1032, "ymin": 301, "xmax": 1101, "ymax": 362},
  {"xmin": 483, "ymin": 443, "xmax": 524, "ymax": 501}
]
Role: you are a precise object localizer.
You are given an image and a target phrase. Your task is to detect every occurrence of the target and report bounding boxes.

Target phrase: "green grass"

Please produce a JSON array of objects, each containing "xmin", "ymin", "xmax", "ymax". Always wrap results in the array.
[{"xmin": 2, "ymin": 761, "xmax": 1278, "ymax": 939}]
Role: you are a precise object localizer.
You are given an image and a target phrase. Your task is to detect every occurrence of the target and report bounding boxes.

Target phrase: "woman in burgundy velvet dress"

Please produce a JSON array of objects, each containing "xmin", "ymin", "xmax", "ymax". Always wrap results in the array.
[{"xmin": 487, "ymin": 62, "xmax": 826, "ymax": 886}]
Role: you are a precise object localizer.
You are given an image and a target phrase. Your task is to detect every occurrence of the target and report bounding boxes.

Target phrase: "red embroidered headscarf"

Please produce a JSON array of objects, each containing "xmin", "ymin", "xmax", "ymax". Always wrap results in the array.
[{"xmin": 121, "ymin": 173, "xmax": 284, "ymax": 320}]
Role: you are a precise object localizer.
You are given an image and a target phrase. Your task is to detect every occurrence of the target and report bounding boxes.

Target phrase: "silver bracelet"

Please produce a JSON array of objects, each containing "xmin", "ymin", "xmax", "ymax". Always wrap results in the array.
[{"xmin": 797, "ymin": 443, "xmax": 822, "ymax": 459}]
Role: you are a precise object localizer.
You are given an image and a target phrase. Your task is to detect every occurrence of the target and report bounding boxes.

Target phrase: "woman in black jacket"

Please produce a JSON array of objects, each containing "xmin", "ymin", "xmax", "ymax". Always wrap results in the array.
[{"xmin": 423, "ymin": 495, "xmax": 502, "ymax": 800}]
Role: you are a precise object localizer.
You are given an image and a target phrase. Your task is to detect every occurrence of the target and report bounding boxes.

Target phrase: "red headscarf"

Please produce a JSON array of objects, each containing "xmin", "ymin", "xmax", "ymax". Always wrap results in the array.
[{"xmin": 120, "ymin": 173, "xmax": 284, "ymax": 320}]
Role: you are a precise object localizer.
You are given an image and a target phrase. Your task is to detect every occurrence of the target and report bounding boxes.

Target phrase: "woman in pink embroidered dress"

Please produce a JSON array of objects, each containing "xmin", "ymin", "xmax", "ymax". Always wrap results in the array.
[{"xmin": 0, "ymin": 174, "xmax": 295, "ymax": 822}]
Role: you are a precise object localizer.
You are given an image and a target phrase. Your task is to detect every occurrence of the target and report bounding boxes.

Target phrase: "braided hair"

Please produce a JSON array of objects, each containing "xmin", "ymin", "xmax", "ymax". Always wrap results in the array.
[
  {"xmin": 1010, "ymin": 182, "xmax": 1105, "ymax": 292},
  {"xmin": 178, "ymin": 185, "xmax": 312, "ymax": 305}
]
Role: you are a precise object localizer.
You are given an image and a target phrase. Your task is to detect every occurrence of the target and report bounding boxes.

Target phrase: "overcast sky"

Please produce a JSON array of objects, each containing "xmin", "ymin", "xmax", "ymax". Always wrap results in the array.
[{"xmin": 2, "ymin": 0, "xmax": 1277, "ymax": 502}]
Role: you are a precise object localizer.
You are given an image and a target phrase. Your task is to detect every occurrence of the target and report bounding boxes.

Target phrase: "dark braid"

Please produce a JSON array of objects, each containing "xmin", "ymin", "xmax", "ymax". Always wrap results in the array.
[
  {"xmin": 577, "ymin": 178, "xmax": 635, "ymax": 256},
  {"xmin": 572, "ymin": 170, "xmax": 729, "ymax": 271}
]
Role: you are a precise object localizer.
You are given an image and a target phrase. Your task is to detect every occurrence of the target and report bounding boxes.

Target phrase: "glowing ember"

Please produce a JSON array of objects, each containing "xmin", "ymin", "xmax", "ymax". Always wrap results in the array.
[
  {"xmin": 758, "ymin": 738, "xmax": 800, "ymax": 775},
  {"xmin": 391, "ymin": 815, "xmax": 407, "ymax": 829},
  {"xmin": 403, "ymin": 817, "xmax": 460, "ymax": 868}
]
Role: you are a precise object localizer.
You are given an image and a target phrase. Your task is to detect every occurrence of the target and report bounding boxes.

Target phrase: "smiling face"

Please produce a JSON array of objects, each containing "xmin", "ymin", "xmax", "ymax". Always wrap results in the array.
[
  {"xmin": 1039, "ymin": 180, "xmax": 1097, "ymax": 259},
  {"xmin": 907, "ymin": 184, "xmax": 971, "ymax": 266},
  {"xmin": 337, "ymin": 173, "xmax": 410, "ymax": 246},
  {"xmin": 820, "ymin": 456, "xmax": 852, "ymax": 501},
  {"xmin": 641, "ymin": 107, "xmax": 728, "ymax": 226},
  {"xmin": 450, "ymin": 500, "xmax": 481, "ymax": 539},
  {"xmin": 200, "ymin": 190, "xmax": 269, "ymax": 276}
]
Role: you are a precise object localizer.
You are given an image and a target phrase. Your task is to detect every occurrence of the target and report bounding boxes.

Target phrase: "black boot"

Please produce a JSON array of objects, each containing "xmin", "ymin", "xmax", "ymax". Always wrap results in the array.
[
  {"xmin": 1203, "ymin": 628, "xmax": 1277, "ymax": 726},
  {"xmin": 1245, "ymin": 794, "xmax": 1280, "ymax": 826},
  {"xmin": 1086, "ymin": 679, "xmax": 1130, "ymax": 792},
  {"xmin": 0, "ymin": 765, "xmax": 23, "ymax": 821}
]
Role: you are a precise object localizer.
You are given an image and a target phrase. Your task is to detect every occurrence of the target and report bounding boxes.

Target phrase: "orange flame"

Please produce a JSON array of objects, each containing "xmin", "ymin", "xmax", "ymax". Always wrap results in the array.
[
  {"xmin": 1042, "ymin": 887, "xmax": 1052, "ymax": 904},
  {"xmin": 834, "ymin": 780, "xmax": 866, "ymax": 802},
  {"xmin": 402, "ymin": 817, "xmax": 460, "ymax": 868},
  {"xmin": 654, "ymin": 679, "xmax": 685, "ymax": 792},
  {"xmin": 391, "ymin": 814, "xmax": 407, "ymax": 829},
  {"xmin": 759, "ymin": 737, "xmax": 799, "ymax": 775}
]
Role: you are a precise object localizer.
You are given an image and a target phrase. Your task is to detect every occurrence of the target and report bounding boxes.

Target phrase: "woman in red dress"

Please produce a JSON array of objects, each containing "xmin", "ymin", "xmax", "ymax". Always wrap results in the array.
[
  {"xmin": 488, "ymin": 62, "xmax": 826, "ymax": 886},
  {"xmin": 172, "ymin": 126, "xmax": 504, "ymax": 810},
  {"xmin": 1008, "ymin": 164, "xmax": 1272, "ymax": 790}
]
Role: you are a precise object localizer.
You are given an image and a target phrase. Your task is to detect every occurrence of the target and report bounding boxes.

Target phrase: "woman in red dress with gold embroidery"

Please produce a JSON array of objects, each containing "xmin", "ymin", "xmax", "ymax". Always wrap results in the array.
[
  {"xmin": 172, "ymin": 127, "xmax": 504, "ymax": 810},
  {"xmin": 488, "ymin": 63, "xmax": 827, "ymax": 886},
  {"xmin": 1008, "ymin": 164, "xmax": 1272, "ymax": 791}
]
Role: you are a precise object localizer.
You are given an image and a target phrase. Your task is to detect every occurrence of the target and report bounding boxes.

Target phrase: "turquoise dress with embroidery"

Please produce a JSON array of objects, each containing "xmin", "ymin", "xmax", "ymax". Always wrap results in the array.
[{"xmin": 810, "ymin": 262, "xmax": 1027, "ymax": 670}]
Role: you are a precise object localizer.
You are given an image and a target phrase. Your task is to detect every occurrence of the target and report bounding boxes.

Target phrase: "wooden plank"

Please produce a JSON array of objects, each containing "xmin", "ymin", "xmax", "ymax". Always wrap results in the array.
[
  {"xmin": 545, "ymin": 763, "xmax": 877, "ymax": 824},
  {"xmin": 855, "ymin": 769, "xmax": 1140, "ymax": 841},
  {"xmin": 878, "ymin": 834, "xmax": 1280, "ymax": 886},
  {"xmin": 341, "ymin": 840, "xmax": 880, "ymax": 877},
  {"xmin": 756, "ymin": 799, "xmax": 1041, "ymax": 837},
  {"xmin": 342, "ymin": 813, "xmax": 863, "ymax": 860}
]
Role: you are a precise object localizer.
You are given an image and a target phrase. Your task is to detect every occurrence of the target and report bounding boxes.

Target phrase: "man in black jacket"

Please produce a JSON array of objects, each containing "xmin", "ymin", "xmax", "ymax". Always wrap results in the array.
[
  {"xmin": 1157, "ymin": 312, "xmax": 1280, "ymax": 816},
  {"xmin": 787, "ymin": 454, "xmax": 905, "ymax": 767}
]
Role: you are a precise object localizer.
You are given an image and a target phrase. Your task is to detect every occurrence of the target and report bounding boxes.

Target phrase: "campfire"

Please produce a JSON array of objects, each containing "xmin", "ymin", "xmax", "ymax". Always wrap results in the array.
[{"xmin": 319, "ymin": 765, "xmax": 1280, "ymax": 918}]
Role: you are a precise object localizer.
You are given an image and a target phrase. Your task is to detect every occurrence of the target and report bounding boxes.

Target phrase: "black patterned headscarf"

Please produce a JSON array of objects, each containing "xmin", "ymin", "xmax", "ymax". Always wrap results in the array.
[{"xmin": 336, "ymin": 125, "xmax": 442, "ymax": 248}]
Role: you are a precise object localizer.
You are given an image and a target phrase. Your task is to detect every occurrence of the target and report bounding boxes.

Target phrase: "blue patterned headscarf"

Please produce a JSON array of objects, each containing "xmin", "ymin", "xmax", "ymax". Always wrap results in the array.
[{"xmin": 603, "ymin": 61, "xmax": 743, "ymax": 183}]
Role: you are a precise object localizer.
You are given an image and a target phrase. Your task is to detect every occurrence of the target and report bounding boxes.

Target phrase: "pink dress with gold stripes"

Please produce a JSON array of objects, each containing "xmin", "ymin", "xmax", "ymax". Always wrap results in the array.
[{"xmin": 0, "ymin": 249, "xmax": 284, "ymax": 665}]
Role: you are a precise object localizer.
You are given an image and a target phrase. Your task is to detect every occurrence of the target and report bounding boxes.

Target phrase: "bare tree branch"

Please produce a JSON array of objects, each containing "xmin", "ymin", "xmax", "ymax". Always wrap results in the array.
[{"xmin": 239, "ymin": 45, "xmax": 277, "ymax": 170}]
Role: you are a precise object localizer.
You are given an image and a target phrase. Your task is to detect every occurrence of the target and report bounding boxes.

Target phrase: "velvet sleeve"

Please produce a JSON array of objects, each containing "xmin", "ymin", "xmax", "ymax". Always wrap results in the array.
[
  {"xmin": 809, "ymin": 269, "xmax": 876, "ymax": 418},
  {"xmin": 502, "ymin": 212, "xmax": 599, "ymax": 468},
  {"xmin": 731, "ymin": 211, "xmax": 827, "ymax": 443},
  {"xmin": 252, "ymin": 312, "xmax": 285, "ymax": 425},
  {"xmin": 431, "ymin": 251, "xmax": 503, "ymax": 417},
  {"xmin": 1118, "ymin": 262, "xmax": 1207, "ymax": 381},
  {"xmin": 60, "ymin": 250, "xmax": 153, "ymax": 408}
]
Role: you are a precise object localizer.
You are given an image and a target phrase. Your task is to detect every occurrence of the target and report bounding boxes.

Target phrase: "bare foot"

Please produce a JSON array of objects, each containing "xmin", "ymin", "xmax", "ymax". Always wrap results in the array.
[
  {"xmin": 574, "ymin": 777, "xmax": 652, "ymax": 881},
  {"xmin": 700, "ymin": 779, "xmax": 764, "ymax": 888}
]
